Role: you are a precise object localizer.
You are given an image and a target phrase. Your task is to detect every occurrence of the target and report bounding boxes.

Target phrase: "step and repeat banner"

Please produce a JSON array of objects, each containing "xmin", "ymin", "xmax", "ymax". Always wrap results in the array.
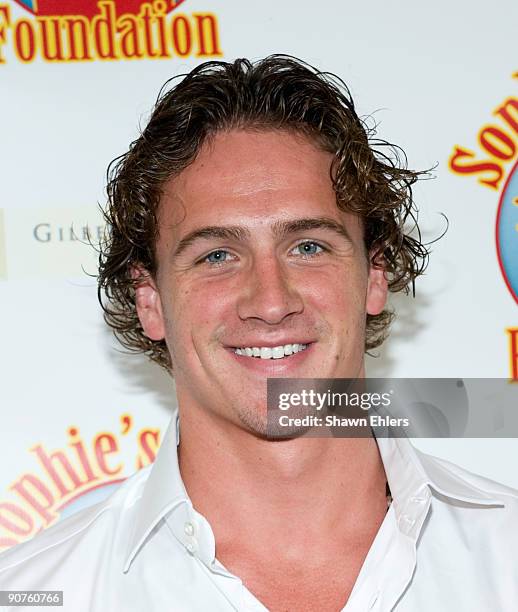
[{"xmin": 1, "ymin": 0, "xmax": 517, "ymax": 551}]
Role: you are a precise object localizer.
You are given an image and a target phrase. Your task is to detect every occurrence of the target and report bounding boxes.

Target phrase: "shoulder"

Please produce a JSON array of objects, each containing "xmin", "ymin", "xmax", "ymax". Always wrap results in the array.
[{"xmin": 0, "ymin": 466, "xmax": 151, "ymax": 588}]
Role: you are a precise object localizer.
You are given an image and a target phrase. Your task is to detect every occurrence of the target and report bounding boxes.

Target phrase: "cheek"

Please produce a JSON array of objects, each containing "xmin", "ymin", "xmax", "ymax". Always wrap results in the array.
[
  {"xmin": 307, "ymin": 267, "xmax": 368, "ymax": 315},
  {"xmin": 167, "ymin": 279, "xmax": 235, "ymax": 344}
]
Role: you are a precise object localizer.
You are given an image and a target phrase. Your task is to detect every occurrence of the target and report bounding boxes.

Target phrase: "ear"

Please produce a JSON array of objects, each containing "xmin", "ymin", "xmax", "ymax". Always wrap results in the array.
[
  {"xmin": 132, "ymin": 266, "xmax": 166, "ymax": 341},
  {"xmin": 366, "ymin": 256, "xmax": 388, "ymax": 316}
]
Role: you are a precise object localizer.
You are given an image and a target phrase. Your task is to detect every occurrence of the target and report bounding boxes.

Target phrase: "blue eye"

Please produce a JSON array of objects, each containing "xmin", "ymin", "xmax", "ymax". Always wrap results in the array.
[
  {"xmin": 295, "ymin": 242, "xmax": 324, "ymax": 256},
  {"xmin": 205, "ymin": 250, "xmax": 230, "ymax": 264}
]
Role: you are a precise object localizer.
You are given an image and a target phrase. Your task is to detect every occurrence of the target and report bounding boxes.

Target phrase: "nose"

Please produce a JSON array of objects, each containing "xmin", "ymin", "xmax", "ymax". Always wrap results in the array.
[{"xmin": 237, "ymin": 256, "xmax": 304, "ymax": 325}]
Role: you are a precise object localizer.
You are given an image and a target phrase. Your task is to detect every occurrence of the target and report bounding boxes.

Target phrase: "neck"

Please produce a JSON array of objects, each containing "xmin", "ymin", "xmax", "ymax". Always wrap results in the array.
[{"xmin": 177, "ymin": 400, "xmax": 388, "ymax": 562}]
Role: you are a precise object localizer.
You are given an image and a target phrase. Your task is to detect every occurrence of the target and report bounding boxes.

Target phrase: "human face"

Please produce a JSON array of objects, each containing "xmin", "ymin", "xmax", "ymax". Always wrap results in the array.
[{"xmin": 135, "ymin": 130, "xmax": 387, "ymax": 435}]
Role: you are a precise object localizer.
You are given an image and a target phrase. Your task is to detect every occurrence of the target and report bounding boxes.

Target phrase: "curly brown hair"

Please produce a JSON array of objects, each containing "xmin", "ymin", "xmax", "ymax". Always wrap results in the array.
[{"xmin": 98, "ymin": 55, "xmax": 429, "ymax": 371}]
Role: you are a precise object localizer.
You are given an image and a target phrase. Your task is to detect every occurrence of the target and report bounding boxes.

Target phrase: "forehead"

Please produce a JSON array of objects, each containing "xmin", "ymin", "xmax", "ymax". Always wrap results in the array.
[{"xmin": 159, "ymin": 129, "xmax": 346, "ymax": 229}]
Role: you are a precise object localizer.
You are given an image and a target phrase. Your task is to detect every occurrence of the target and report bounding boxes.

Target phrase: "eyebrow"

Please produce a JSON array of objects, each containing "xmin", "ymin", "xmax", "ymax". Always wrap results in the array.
[
  {"xmin": 271, "ymin": 217, "xmax": 352, "ymax": 243},
  {"xmin": 173, "ymin": 226, "xmax": 251, "ymax": 257},
  {"xmin": 172, "ymin": 217, "xmax": 353, "ymax": 258}
]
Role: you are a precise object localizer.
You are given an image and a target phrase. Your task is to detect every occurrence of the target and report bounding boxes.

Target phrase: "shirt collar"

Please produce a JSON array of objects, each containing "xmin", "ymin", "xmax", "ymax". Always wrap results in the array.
[
  {"xmin": 123, "ymin": 411, "xmax": 187, "ymax": 573},
  {"xmin": 124, "ymin": 414, "xmax": 506, "ymax": 572},
  {"xmin": 377, "ymin": 436, "xmax": 506, "ymax": 513}
]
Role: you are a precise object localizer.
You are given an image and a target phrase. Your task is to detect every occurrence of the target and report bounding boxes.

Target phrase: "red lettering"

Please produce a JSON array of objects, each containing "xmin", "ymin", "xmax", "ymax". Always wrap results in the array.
[
  {"xmin": 139, "ymin": 3, "xmax": 157, "ymax": 58},
  {"xmin": 136, "ymin": 429, "xmax": 160, "ymax": 469},
  {"xmin": 0, "ymin": 5, "xmax": 10, "ymax": 64},
  {"xmin": 118, "ymin": 14, "xmax": 142, "ymax": 58},
  {"xmin": 194, "ymin": 13, "xmax": 222, "ymax": 56},
  {"xmin": 14, "ymin": 19, "xmax": 35, "ymax": 62},
  {"xmin": 92, "ymin": 1, "xmax": 116, "ymax": 59},
  {"xmin": 479, "ymin": 126, "xmax": 516, "ymax": 160},
  {"xmin": 39, "ymin": 17, "xmax": 64, "ymax": 61},
  {"xmin": 153, "ymin": 0, "xmax": 169, "ymax": 58},
  {"xmin": 31, "ymin": 444, "xmax": 83, "ymax": 498},
  {"xmin": 507, "ymin": 328, "xmax": 518, "ymax": 381},
  {"xmin": 64, "ymin": 17, "xmax": 92, "ymax": 61},
  {"xmin": 94, "ymin": 433, "xmax": 122, "ymax": 476},
  {"xmin": 495, "ymin": 98, "xmax": 518, "ymax": 136},
  {"xmin": 120, "ymin": 414, "xmax": 132, "ymax": 435},
  {"xmin": 10, "ymin": 474, "xmax": 55, "ymax": 525},
  {"xmin": 449, "ymin": 146, "xmax": 503, "ymax": 189},
  {"xmin": 171, "ymin": 15, "xmax": 191, "ymax": 56},
  {"xmin": 68, "ymin": 427, "xmax": 98, "ymax": 482},
  {"xmin": 0, "ymin": 502, "xmax": 33, "ymax": 539}
]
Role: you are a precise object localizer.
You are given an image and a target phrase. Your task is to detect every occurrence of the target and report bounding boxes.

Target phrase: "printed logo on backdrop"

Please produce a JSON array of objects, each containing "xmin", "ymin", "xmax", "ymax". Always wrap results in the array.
[
  {"xmin": 0, "ymin": 0, "xmax": 222, "ymax": 63},
  {"xmin": 0, "ymin": 414, "xmax": 161, "ymax": 551},
  {"xmin": 0, "ymin": 206, "xmax": 106, "ymax": 279},
  {"xmin": 449, "ymin": 72, "xmax": 518, "ymax": 380}
]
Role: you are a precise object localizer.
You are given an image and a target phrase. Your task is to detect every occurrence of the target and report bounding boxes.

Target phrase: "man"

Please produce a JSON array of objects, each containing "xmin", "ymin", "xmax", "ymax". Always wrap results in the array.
[{"xmin": 1, "ymin": 55, "xmax": 517, "ymax": 611}]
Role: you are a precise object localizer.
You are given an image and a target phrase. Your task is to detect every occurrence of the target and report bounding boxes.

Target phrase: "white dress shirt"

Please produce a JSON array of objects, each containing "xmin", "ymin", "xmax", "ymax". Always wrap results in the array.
[{"xmin": 1, "ymin": 411, "xmax": 517, "ymax": 611}]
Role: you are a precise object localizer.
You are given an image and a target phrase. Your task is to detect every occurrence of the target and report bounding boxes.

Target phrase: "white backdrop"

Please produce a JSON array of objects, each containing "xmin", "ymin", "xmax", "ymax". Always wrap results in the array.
[{"xmin": 1, "ymin": 0, "xmax": 517, "ymax": 551}]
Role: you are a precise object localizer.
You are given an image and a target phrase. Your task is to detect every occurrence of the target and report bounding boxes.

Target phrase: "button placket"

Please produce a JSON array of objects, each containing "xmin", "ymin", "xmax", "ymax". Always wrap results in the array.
[
  {"xmin": 183, "ymin": 519, "xmax": 199, "ymax": 554},
  {"xmin": 184, "ymin": 521, "xmax": 195, "ymax": 537},
  {"xmin": 185, "ymin": 540, "xmax": 198, "ymax": 554},
  {"xmin": 409, "ymin": 495, "xmax": 427, "ymax": 504},
  {"xmin": 399, "ymin": 514, "xmax": 416, "ymax": 533},
  {"xmin": 399, "ymin": 489, "xmax": 430, "ymax": 534}
]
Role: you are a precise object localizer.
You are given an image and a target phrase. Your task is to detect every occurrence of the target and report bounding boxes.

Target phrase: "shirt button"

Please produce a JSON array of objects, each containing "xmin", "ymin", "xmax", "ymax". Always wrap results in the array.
[
  {"xmin": 410, "ymin": 496, "xmax": 427, "ymax": 504},
  {"xmin": 400, "ymin": 514, "xmax": 416, "ymax": 530},
  {"xmin": 184, "ymin": 521, "xmax": 195, "ymax": 537},
  {"xmin": 185, "ymin": 539, "xmax": 198, "ymax": 554}
]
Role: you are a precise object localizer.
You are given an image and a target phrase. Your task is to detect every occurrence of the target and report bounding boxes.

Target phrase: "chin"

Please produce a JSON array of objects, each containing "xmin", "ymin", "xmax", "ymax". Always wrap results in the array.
[{"xmin": 231, "ymin": 401, "xmax": 269, "ymax": 437}]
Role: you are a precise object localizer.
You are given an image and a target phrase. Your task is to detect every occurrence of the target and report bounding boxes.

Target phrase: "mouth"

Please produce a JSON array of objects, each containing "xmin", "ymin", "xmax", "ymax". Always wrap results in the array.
[{"xmin": 231, "ymin": 343, "xmax": 310, "ymax": 360}]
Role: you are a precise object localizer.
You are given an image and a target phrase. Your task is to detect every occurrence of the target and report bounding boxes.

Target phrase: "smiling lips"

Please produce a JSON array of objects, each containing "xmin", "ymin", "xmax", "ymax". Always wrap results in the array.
[{"xmin": 233, "ymin": 344, "xmax": 309, "ymax": 360}]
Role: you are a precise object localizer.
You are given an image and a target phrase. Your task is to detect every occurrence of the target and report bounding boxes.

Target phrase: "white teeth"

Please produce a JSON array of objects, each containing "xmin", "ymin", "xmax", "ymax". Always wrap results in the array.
[
  {"xmin": 234, "ymin": 344, "xmax": 308, "ymax": 359},
  {"xmin": 260, "ymin": 347, "xmax": 273, "ymax": 359},
  {"xmin": 272, "ymin": 346, "xmax": 285, "ymax": 359}
]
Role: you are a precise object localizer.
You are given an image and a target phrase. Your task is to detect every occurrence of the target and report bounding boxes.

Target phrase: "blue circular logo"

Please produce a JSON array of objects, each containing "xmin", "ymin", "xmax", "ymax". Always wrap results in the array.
[{"xmin": 497, "ymin": 159, "xmax": 518, "ymax": 305}]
